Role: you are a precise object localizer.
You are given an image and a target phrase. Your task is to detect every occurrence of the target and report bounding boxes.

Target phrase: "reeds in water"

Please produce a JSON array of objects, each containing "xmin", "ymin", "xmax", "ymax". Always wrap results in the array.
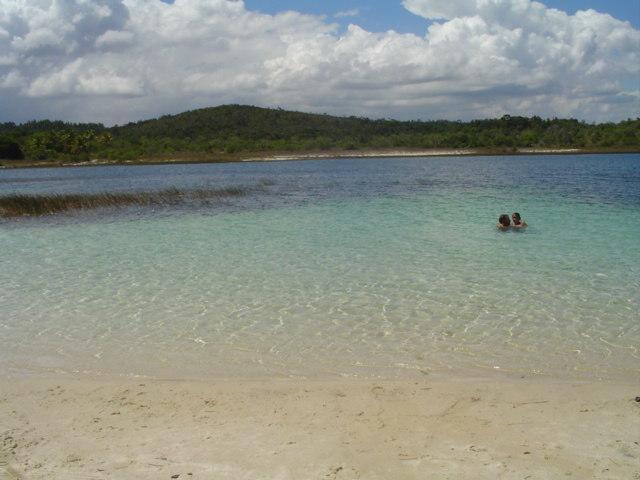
[{"xmin": 0, "ymin": 186, "xmax": 250, "ymax": 217}]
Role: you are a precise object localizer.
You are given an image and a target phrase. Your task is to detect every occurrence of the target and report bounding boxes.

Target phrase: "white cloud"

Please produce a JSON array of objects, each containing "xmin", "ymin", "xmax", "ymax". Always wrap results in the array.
[
  {"xmin": 0, "ymin": 0, "xmax": 638, "ymax": 124},
  {"xmin": 95, "ymin": 29, "xmax": 134, "ymax": 48},
  {"xmin": 2, "ymin": 0, "xmax": 129, "ymax": 55},
  {"xmin": 0, "ymin": 69, "xmax": 24, "ymax": 88},
  {"xmin": 24, "ymin": 57, "xmax": 144, "ymax": 97},
  {"xmin": 335, "ymin": 9, "xmax": 360, "ymax": 18},
  {"xmin": 0, "ymin": 53, "xmax": 16, "ymax": 66}
]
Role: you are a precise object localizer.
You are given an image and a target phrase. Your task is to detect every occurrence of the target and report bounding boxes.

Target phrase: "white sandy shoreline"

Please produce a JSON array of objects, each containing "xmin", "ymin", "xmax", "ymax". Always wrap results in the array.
[
  {"xmin": 1, "ymin": 374, "xmax": 638, "ymax": 479},
  {"xmin": 241, "ymin": 148, "xmax": 478, "ymax": 162},
  {"xmin": 240, "ymin": 148, "xmax": 582, "ymax": 162},
  {"xmin": 2, "ymin": 147, "xmax": 613, "ymax": 169}
]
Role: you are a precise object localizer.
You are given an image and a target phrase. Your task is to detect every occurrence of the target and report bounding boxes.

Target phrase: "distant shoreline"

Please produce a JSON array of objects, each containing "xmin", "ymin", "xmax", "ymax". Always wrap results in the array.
[{"xmin": 1, "ymin": 147, "xmax": 638, "ymax": 169}]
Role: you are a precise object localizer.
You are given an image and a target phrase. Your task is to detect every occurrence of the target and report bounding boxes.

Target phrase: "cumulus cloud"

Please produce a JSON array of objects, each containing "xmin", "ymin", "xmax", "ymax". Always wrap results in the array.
[{"xmin": 0, "ymin": 0, "xmax": 638, "ymax": 124}]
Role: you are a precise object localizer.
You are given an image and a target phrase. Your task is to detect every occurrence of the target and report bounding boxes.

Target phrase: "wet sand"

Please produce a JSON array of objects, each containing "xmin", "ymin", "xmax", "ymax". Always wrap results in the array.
[{"xmin": 1, "ymin": 376, "xmax": 638, "ymax": 479}]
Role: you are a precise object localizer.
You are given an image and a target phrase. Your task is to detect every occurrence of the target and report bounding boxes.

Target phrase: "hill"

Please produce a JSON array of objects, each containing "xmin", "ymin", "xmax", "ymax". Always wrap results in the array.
[{"xmin": 1, "ymin": 104, "xmax": 638, "ymax": 163}]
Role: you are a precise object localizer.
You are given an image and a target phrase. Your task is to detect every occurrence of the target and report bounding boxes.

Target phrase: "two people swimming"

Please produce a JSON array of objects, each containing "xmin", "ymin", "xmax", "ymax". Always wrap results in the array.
[{"xmin": 497, "ymin": 212, "xmax": 527, "ymax": 230}]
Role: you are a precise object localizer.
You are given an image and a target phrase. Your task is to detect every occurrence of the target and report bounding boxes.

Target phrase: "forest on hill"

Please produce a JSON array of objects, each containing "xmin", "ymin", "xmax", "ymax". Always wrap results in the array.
[{"xmin": 1, "ymin": 105, "xmax": 638, "ymax": 163}]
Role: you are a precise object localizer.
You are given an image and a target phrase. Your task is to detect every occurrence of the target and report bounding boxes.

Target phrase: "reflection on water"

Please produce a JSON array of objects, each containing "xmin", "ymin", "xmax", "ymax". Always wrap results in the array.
[{"xmin": 0, "ymin": 154, "xmax": 639, "ymax": 381}]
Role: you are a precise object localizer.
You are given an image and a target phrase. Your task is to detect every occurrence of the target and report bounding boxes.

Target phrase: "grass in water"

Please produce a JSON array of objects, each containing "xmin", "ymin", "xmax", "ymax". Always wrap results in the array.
[{"xmin": 0, "ymin": 186, "xmax": 250, "ymax": 217}]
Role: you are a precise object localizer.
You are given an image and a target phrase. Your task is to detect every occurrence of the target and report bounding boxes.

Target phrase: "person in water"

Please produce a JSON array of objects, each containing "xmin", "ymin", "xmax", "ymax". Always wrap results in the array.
[
  {"xmin": 497, "ymin": 214, "xmax": 511, "ymax": 230},
  {"xmin": 511, "ymin": 212, "xmax": 527, "ymax": 228}
]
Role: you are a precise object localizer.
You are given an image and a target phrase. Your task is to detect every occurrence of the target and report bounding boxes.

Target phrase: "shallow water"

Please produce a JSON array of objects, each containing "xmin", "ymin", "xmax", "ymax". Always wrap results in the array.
[{"xmin": 1, "ymin": 155, "xmax": 639, "ymax": 381}]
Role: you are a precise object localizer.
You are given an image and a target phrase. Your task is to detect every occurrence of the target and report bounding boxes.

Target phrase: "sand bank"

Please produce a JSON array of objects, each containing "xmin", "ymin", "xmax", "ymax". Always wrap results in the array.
[{"xmin": 1, "ymin": 376, "xmax": 638, "ymax": 479}]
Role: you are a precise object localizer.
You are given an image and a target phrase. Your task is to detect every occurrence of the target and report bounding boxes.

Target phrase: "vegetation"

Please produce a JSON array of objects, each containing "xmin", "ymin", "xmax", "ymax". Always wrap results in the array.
[
  {"xmin": 0, "ymin": 186, "xmax": 250, "ymax": 217},
  {"xmin": 0, "ymin": 137, "xmax": 23, "ymax": 159},
  {"xmin": 1, "ymin": 105, "xmax": 638, "ymax": 163}
]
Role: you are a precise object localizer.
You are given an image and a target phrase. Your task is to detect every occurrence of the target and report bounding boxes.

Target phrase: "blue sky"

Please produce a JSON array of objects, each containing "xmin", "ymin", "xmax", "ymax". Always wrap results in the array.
[{"xmin": 243, "ymin": 0, "xmax": 640, "ymax": 32}]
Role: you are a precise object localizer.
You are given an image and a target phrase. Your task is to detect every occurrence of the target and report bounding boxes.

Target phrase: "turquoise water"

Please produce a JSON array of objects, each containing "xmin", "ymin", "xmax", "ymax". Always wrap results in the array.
[{"xmin": 1, "ymin": 155, "xmax": 639, "ymax": 381}]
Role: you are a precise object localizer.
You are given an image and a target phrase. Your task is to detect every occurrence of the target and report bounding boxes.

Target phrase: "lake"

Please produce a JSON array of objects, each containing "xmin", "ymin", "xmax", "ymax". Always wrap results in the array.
[{"xmin": 1, "ymin": 154, "xmax": 638, "ymax": 381}]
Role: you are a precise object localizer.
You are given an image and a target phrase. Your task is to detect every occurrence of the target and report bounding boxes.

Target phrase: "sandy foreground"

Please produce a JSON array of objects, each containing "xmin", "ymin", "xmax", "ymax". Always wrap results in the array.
[{"xmin": 0, "ymin": 376, "xmax": 638, "ymax": 480}]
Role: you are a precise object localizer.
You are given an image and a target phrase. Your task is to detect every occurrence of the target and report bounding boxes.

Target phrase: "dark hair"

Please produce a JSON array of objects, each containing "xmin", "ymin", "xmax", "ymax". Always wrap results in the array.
[
  {"xmin": 512, "ymin": 212, "xmax": 521, "ymax": 221},
  {"xmin": 498, "ymin": 214, "xmax": 510, "ymax": 226}
]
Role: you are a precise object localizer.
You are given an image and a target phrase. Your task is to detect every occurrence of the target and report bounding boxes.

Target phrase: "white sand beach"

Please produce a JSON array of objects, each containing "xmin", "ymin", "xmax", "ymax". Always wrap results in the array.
[
  {"xmin": 241, "ymin": 148, "xmax": 584, "ymax": 162},
  {"xmin": 1, "ymin": 376, "xmax": 638, "ymax": 479},
  {"xmin": 241, "ymin": 149, "xmax": 478, "ymax": 162}
]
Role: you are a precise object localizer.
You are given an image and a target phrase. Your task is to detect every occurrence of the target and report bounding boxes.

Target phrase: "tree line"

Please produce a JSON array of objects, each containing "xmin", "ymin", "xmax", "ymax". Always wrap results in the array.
[{"xmin": 1, "ymin": 105, "xmax": 638, "ymax": 162}]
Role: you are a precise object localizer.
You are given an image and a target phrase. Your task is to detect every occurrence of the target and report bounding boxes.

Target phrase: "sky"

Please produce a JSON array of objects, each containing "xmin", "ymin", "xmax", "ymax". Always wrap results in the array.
[
  {"xmin": 243, "ymin": 0, "xmax": 640, "ymax": 33},
  {"xmin": 0, "ymin": 0, "xmax": 638, "ymax": 126}
]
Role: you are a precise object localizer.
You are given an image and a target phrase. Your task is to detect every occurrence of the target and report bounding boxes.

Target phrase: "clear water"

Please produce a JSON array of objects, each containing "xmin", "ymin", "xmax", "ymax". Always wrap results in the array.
[{"xmin": 1, "ymin": 155, "xmax": 639, "ymax": 381}]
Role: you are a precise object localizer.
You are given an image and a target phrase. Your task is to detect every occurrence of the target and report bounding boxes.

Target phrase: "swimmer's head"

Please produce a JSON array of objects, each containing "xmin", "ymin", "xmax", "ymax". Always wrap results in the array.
[
  {"xmin": 512, "ymin": 212, "xmax": 521, "ymax": 224},
  {"xmin": 499, "ymin": 214, "xmax": 510, "ymax": 227}
]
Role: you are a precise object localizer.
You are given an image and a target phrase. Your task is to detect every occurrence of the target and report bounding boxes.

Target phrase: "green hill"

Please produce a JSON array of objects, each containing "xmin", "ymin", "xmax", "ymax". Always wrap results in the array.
[{"xmin": 1, "ymin": 104, "xmax": 638, "ymax": 163}]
